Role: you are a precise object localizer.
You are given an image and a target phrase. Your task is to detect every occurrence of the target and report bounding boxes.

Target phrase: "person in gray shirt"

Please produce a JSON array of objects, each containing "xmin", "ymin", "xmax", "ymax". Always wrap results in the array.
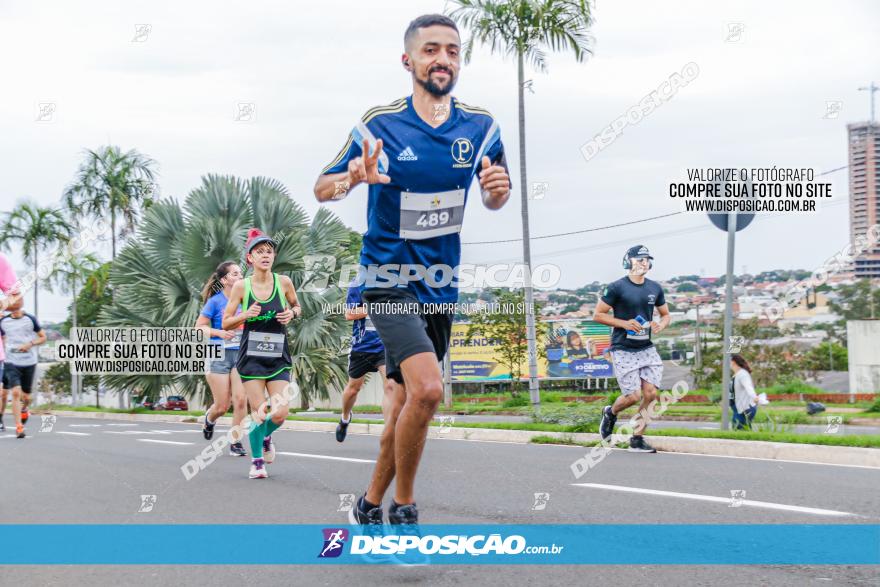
[{"xmin": 1, "ymin": 307, "xmax": 46, "ymax": 439}]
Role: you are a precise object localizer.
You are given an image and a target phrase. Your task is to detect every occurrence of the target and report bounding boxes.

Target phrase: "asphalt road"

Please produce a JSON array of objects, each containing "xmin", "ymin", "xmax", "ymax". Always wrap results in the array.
[{"xmin": 2, "ymin": 416, "xmax": 879, "ymax": 586}]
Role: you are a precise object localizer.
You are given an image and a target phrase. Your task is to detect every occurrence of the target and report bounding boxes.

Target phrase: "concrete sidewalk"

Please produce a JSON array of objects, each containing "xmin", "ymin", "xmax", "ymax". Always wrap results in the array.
[{"xmin": 48, "ymin": 409, "xmax": 880, "ymax": 469}]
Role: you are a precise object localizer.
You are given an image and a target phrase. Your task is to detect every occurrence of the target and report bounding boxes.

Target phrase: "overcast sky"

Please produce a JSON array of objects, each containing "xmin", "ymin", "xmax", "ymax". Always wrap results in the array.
[{"xmin": 1, "ymin": 0, "xmax": 878, "ymax": 321}]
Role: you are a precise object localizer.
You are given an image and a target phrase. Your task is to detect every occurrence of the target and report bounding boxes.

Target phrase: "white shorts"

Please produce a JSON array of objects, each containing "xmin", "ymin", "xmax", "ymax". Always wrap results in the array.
[{"xmin": 610, "ymin": 346, "xmax": 663, "ymax": 395}]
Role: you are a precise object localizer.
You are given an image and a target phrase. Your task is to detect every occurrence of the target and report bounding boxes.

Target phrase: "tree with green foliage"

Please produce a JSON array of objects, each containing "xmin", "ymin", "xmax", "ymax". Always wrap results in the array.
[
  {"xmin": 803, "ymin": 341, "xmax": 848, "ymax": 372},
  {"xmin": 100, "ymin": 175, "xmax": 355, "ymax": 409},
  {"xmin": 448, "ymin": 0, "xmax": 594, "ymax": 405},
  {"xmin": 465, "ymin": 289, "xmax": 547, "ymax": 395},
  {"xmin": 47, "ymin": 252, "xmax": 102, "ymax": 405},
  {"xmin": 0, "ymin": 201, "xmax": 73, "ymax": 317},
  {"xmin": 64, "ymin": 145, "xmax": 157, "ymax": 259},
  {"xmin": 692, "ymin": 317, "xmax": 806, "ymax": 389},
  {"xmin": 828, "ymin": 280, "xmax": 880, "ymax": 320}
]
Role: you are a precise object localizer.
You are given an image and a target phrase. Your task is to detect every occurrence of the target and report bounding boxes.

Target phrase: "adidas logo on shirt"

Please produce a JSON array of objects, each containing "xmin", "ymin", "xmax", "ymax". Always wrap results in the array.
[{"xmin": 397, "ymin": 146, "xmax": 418, "ymax": 161}]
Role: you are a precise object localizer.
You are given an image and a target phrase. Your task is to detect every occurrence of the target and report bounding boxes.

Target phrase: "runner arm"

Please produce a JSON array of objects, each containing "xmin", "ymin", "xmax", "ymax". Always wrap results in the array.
[
  {"xmin": 652, "ymin": 303, "xmax": 671, "ymax": 334},
  {"xmin": 280, "ymin": 275, "xmax": 302, "ymax": 317},
  {"xmin": 593, "ymin": 300, "xmax": 636, "ymax": 331},
  {"xmin": 344, "ymin": 305, "xmax": 368, "ymax": 321},
  {"xmin": 222, "ymin": 280, "xmax": 248, "ymax": 330},
  {"xmin": 194, "ymin": 315, "xmax": 227, "ymax": 339},
  {"xmin": 314, "ymin": 170, "xmax": 359, "ymax": 203}
]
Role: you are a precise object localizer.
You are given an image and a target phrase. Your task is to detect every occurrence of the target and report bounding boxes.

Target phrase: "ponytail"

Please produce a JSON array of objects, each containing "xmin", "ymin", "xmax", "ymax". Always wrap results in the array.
[{"xmin": 201, "ymin": 261, "xmax": 237, "ymax": 302}]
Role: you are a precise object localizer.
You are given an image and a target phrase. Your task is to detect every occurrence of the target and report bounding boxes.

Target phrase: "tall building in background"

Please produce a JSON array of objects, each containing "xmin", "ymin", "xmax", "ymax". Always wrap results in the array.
[{"xmin": 847, "ymin": 121, "xmax": 880, "ymax": 278}]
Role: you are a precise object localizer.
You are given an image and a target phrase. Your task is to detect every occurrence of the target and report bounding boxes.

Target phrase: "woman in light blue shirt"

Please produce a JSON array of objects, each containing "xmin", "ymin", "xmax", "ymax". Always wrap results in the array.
[{"xmin": 195, "ymin": 261, "xmax": 247, "ymax": 456}]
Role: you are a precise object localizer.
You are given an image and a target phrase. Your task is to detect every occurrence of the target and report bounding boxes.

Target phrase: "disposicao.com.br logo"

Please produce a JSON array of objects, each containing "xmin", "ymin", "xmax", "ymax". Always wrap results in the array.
[{"xmin": 333, "ymin": 530, "xmax": 564, "ymax": 558}]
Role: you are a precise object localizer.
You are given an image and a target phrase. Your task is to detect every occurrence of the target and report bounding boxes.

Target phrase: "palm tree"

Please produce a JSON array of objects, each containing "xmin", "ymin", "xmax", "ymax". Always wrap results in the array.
[
  {"xmin": 64, "ymin": 145, "xmax": 158, "ymax": 259},
  {"xmin": 448, "ymin": 0, "xmax": 593, "ymax": 406},
  {"xmin": 101, "ymin": 175, "xmax": 356, "ymax": 409},
  {"xmin": 0, "ymin": 201, "xmax": 73, "ymax": 316},
  {"xmin": 47, "ymin": 252, "xmax": 102, "ymax": 406}
]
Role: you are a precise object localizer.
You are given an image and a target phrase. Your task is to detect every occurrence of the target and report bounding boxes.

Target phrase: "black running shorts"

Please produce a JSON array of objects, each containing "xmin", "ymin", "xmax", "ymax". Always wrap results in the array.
[
  {"xmin": 347, "ymin": 351, "xmax": 386, "ymax": 380},
  {"xmin": 361, "ymin": 288, "xmax": 454, "ymax": 385},
  {"xmin": 3, "ymin": 364, "xmax": 36, "ymax": 394}
]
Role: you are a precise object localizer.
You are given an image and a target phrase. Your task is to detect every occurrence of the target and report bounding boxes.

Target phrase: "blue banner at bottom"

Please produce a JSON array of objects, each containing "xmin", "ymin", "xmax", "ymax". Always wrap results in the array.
[{"xmin": 1, "ymin": 524, "xmax": 878, "ymax": 565}]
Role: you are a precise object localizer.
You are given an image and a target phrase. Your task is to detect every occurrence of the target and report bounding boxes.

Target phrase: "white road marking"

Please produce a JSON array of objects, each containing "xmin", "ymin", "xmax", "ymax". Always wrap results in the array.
[
  {"xmin": 277, "ymin": 451, "xmax": 375, "ymax": 464},
  {"xmin": 69, "ymin": 424, "xmax": 102, "ymax": 428},
  {"xmin": 137, "ymin": 439, "xmax": 193, "ymax": 445},
  {"xmin": 55, "ymin": 431, "xmax": 91, "ymax": 436},
  {"xmin": 104, "ymin": 430, "xmax": 173, "ymax": 435},
  {"xmin": 106, "ymin": 423, "xmax": 138, "ymax": 427},
  {"xmin": 572, "ymin": 482, "xmax": 858, "ymax": 517},
  {"xmin": 652, "ymin": 448, "xmax": 880, "ymax": 471}
]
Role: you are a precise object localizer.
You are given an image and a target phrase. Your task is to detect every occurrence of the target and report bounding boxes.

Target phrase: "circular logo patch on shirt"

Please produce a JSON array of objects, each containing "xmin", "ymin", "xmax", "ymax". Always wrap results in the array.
[{"xmin": 451, "ymin": 138, "xmax": 474, "ymax": 166}]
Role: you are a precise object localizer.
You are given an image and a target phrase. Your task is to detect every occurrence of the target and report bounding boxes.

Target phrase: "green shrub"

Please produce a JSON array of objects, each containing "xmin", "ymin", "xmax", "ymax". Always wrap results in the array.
[
  {"xmin": 867, "ymin": 397, "xmax": 880, "ymax": 413},
  {"xmin": 531, "ymin": 405, "xmax": 602, "ymax": 433},
  {"xmin": 763, "ymin": 380, "xmax": 825, "ymax": 395},
  {"xmin": 502, "ymin": 395, "xmax": 529, "ymax": 408}
]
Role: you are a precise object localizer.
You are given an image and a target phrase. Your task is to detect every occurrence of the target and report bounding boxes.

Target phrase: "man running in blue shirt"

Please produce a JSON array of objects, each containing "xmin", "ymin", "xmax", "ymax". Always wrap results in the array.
[
  {"xmin": 314, "ymin": 14, "xmax": 510, "ymax": 526},
  {"xmin": 335, "ymin": 282, "xmax": 396, "ymax": 443}
]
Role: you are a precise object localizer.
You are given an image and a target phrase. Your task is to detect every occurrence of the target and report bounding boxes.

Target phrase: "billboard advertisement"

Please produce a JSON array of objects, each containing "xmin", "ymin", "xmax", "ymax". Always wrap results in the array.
[{"xmin": 449, "ymin": 320, "xmax": 613, "ymax": 382}]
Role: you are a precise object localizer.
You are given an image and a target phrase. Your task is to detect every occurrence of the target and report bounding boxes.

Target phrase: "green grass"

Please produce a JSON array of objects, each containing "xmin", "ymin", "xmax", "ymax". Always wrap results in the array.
[
  {"xmin": 530, "ymin": 434, "xmax": 598, "ymax": 448},
  {"xmin": 45, "ymin": 405, "xmax": 205, "ymax": 417},
  {"xmin": 646, "ymin": 427, "xmax": 880, "ymax": 448}
]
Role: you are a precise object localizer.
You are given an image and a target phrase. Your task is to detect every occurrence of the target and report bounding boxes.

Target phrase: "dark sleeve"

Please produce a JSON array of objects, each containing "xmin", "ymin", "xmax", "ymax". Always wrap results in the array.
[
  {"xmin": 30, "ymin": 314, "xmax": 42, "ymax": 332},
  {"xmin": 655, "ymin": 286, "xmax": 666, "ymax": 307},
  {"xmin": 345, "ymin": 286, "xmax": 359, "ymax": 308},
  {"xmin": 487, "ymin": 137, "xmax": 508, "ymax": 175},
  {"xmin": 600, "ymin": 282, "xmax": 619, "ymax": 307}
]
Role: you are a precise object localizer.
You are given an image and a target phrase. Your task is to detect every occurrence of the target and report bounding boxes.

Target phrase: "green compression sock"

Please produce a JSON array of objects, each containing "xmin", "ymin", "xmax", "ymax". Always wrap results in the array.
[
  {"xmin": 248, "ymin": 419, "xmax": 265, "ymax": 459},
  {"xmin": 264, "ymin": 417, "xmax": 282, "ymax": 437}
]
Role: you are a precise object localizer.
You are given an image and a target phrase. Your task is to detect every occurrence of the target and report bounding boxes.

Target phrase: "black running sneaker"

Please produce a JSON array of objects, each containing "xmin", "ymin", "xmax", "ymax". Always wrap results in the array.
[
  {"xmin": 628, "ymin": 435, "xmax": 656, "ymax": 453},
  {"xmin": 388, "ymin": 501, "xmax": 419, "ymax": 525},
  {"xmin": 336, "ymin": 419, "xmax": 349, "ymax": 443},
  {"xmin": 348, "ymin": 495, "xmax": 384, "ymax": 526},
  {"xmin": 0, "ymin": 420, "xmax": 5, "ymax": 432},
  {"xmin": 388, "ymin": 501, "xmax": 428, "ymax": 565},
  {"xmin": 229, "ymin": 442, "xmax": 247, "ymax": 457},
  {"xmin": 202, "ymin": 415, "xmax": 215, "ymax": 440},
  {"xmin": 599, "ymin": 405, "xmax": 617, "ymax": 441}
]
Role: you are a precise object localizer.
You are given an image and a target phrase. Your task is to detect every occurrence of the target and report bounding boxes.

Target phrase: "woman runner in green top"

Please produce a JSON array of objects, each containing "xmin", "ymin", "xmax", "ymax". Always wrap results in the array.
[{"xmin": 223, "ymin": 229, "xmax": 301, "ymax": 479}]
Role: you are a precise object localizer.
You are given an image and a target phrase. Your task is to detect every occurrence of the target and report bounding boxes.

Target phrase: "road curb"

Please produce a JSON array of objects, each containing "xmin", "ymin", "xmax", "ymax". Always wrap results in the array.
[{"xmin": 48, "ymin": 410, "xmax": 880, "ymax": 468}]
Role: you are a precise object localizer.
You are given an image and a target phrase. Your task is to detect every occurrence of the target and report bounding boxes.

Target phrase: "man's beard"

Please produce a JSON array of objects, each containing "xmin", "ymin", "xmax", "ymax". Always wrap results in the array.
[{"xmin": 416, "ymin": 71, "xmax": 457, "ymax": 97}]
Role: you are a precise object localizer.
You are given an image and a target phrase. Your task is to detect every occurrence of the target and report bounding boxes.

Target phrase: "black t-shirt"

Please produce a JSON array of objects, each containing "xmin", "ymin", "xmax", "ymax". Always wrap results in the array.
[{"xmin": 600, "ymin": 276, "xmax": 666, "ymax": 351}]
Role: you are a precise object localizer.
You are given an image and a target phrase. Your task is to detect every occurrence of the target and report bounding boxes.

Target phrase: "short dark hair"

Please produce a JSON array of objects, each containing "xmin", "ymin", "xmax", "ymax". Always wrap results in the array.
[{"xmin": 404, "ymin": 14, "xmax": 459, "ymax": 49}]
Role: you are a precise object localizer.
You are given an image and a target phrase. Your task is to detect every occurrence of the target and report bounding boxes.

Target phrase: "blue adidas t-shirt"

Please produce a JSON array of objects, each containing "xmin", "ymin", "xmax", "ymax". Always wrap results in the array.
[
  {"xmin": 346, "ymin": 284, "xmax": 384, "ymax": 354},
  {"xmin": 322, "ymin": 95, "xmax": 506, "ymax": 303},
  {"xmin": 200, "ymin": 291, "xmax": 242, "ymax": 349}
]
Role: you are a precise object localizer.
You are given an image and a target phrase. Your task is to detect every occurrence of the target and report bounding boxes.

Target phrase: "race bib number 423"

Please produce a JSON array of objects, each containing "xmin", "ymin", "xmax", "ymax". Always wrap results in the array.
[
  {"xmin": 399, "ymin": 189, "xmax": 465, "ymax": 240},
  {"xmin": 247, "ymin": 331, "xmax": 284, "ymax": 358}
]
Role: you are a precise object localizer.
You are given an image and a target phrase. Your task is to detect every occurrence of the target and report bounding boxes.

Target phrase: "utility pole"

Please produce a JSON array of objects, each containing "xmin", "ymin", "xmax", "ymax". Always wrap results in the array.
[
  {"xmin": 443, "ymin": 352, "xmax": 452, "ymax": 408},
  {"xmin": 858, "ymin": 81, "xmax": 878, "ymax": 124},
  {"xmin": 694, "ymin": 304, "xmax": 702, "ymax": 370},
  {"xmin": 720, "ymin": 214, "xmax": 737, "ymax": 431}
]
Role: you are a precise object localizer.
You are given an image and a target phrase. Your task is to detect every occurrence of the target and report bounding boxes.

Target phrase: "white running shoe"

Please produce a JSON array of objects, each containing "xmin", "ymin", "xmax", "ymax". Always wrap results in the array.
[
  {"xmin": 263, "ymin": 436, "xmax": 276, "ymax": 464},
  {"xmin": 249, "ymin": 458, "xmax": 268, "ymax": 479}
]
